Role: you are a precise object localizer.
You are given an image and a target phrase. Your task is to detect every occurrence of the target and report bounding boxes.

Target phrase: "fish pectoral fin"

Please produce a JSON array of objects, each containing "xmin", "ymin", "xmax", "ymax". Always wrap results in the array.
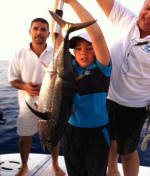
[
  {"xmin": 40, "ymin": 61, "xmax": 48, "ymax": 72},
  {"xmin": 25, "ymin": 101, "xmax": 50, "ymax": 120}
]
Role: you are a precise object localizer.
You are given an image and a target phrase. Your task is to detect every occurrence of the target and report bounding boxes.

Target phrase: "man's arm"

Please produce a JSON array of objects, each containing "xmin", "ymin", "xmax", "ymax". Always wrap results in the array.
[
  {"xmin": 96, "ymin": 0, "xmax": 115, "ymax": 16},
  {"xmin": 10, "ymin": 80, "xmax": 40, "ymax": 97}
]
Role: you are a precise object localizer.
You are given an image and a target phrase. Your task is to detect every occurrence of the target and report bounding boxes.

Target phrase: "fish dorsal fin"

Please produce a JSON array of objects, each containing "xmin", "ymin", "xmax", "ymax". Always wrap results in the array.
[{"xmin": 49, "ymin": 10, "xmax": 96, "ymax": 33}]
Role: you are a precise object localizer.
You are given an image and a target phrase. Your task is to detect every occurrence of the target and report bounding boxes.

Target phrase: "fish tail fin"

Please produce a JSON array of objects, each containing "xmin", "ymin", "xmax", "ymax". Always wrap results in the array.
[{"xmin": 49, "ymin": 10, "xmax": 96, "ymax": 33}]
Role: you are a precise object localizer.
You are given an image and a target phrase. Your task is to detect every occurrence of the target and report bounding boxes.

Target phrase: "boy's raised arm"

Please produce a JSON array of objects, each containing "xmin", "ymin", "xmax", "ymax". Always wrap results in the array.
[{"xmin": 63, "ymin": 0, "xmax": 110, "ymax": 66}]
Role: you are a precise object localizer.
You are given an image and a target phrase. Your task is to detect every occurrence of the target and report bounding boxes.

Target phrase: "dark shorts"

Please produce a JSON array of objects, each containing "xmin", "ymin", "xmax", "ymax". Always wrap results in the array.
[
  {"xmin": 62, "ymin": 123, "xmax": 110, "ymax": 176},
  {"xmin": 106, "ymin": 99, "xmax": 148, "ymax": 155}
]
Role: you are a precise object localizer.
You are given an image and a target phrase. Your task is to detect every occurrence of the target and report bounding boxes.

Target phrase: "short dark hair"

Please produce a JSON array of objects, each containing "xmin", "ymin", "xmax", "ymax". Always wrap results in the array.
[
  {"xmin": 30, "ymin": 18, "xmax": 49, "ymax": 30},
  {"xmin": 69, "ymin": 37, "xmax": 85, "ymax": 49}
]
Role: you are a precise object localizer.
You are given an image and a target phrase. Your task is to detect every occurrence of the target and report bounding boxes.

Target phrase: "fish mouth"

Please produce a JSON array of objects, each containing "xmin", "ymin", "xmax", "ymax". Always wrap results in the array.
[{"xmin": 25, "ymin": 101, "xmax": 50, "ymax": 120}]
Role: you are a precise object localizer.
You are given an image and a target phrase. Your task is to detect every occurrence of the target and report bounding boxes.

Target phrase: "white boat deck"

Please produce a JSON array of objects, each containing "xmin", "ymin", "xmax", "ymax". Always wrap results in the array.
[{"xmin": 0, "ymin": 153, "xmax": 150, "ymax": 176}]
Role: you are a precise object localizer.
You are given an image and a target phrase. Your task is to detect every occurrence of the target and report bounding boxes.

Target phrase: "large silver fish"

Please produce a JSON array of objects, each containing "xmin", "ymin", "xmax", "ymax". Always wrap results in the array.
[{"xmin": 26, "ymin": 11, "xmax": 96, "ymax": 152}]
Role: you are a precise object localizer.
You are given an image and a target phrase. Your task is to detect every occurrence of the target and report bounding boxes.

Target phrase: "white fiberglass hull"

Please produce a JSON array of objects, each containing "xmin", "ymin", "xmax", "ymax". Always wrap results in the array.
[{"xmin": 0, "ymin": 153, "xmax": 150, "ymax": 176}]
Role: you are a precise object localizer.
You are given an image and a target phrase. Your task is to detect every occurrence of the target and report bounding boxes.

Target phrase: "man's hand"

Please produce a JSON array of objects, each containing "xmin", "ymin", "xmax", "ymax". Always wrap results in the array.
[
  {"xmin": 10, "ymin": 80, "xmax": 41, "ymax": 97},
  {"xmin": 25, "ymin": 82, "xmax": 41, "ymax": 97}
]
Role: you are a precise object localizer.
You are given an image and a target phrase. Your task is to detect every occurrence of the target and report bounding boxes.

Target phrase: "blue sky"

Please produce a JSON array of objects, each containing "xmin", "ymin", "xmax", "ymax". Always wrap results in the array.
[{"xmin": 0, "ymin": 0, "xmax": 144, "ymax": 60}]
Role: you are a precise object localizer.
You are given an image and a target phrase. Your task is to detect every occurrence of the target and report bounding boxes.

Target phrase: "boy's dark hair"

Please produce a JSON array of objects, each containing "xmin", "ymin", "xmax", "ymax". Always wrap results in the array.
[
  {"xmin": 30, "ymin": 18, "xmax": 49, "ymax": 30},
  {"xmin": 69, "ymin": 33, "xmax": 92, "ymax": 49}
]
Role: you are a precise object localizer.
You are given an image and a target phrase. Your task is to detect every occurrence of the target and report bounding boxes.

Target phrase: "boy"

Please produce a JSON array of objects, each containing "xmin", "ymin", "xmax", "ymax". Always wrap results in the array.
[{"xmin": 51, "ymin": 0, "xmax": 112, "ymax": 175}]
